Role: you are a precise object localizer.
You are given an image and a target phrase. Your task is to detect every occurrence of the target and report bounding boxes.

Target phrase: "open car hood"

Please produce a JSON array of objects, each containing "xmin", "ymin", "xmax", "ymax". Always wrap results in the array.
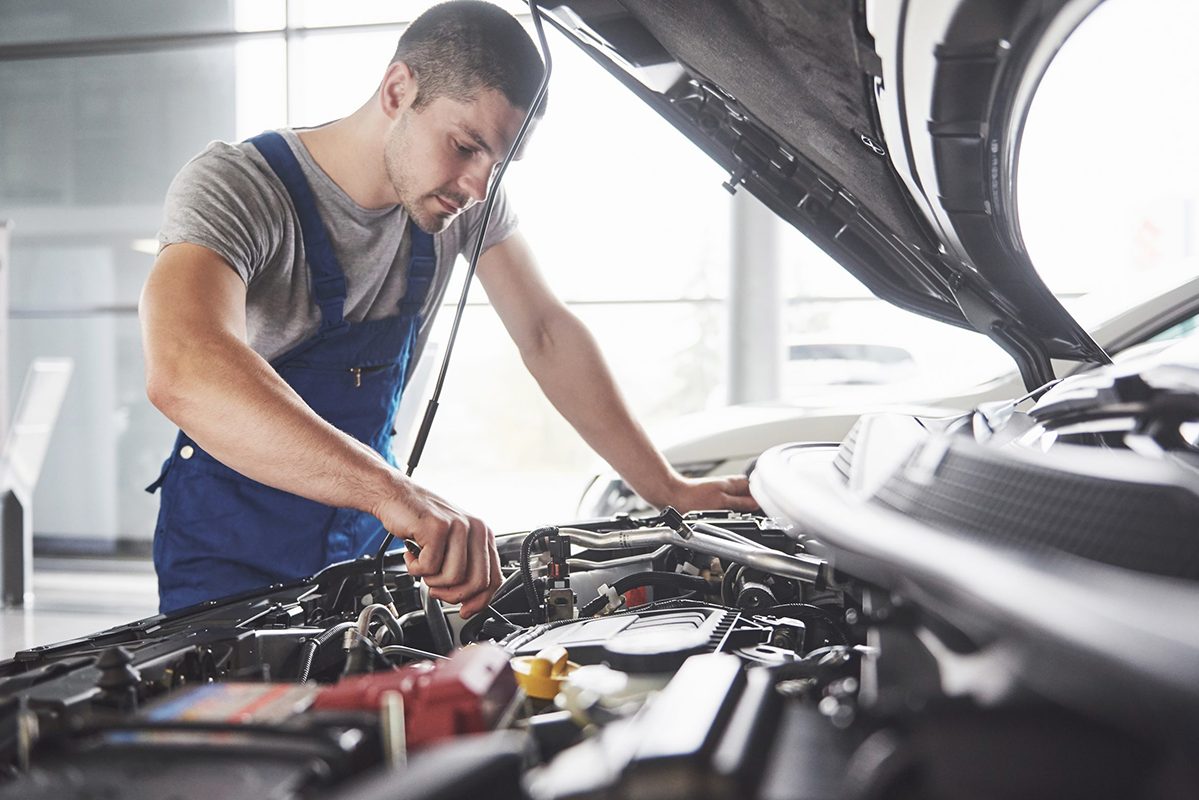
[{"xmin": 536, "ymin": 0, "xmax": 1111, "ymax": 389}]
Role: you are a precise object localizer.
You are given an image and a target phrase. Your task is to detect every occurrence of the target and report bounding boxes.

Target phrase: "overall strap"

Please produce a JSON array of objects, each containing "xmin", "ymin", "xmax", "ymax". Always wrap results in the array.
[
  {"xmin": 401, "ymin": 222, "xmax": 436, "ymax": 317},
  {"xmin": 249, "ymin": 131, "xmax": 348, "ymax": 334}
]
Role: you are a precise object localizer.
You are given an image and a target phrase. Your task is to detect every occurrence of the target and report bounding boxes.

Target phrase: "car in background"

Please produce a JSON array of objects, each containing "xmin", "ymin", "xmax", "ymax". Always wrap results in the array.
[
  {"xmin": 782, "ymin": 340, "xmax": 919, "ymax": 388},
  {"xmin": 580, "ymin": 270, "xmax": 1199, "ymax": 517}
]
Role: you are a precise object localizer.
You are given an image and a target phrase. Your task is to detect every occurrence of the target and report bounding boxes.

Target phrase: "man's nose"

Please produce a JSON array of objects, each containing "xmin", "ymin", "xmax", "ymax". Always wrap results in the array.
[{"xmin": 458, "ymin": 160, "xmax": 495, "ymax": 203}]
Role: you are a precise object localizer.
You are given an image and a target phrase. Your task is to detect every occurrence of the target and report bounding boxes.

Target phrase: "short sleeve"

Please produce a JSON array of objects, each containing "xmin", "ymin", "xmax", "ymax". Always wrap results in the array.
[{"xmin": 157, "ymin": 142, "xmax": 285, "ymax": 285}]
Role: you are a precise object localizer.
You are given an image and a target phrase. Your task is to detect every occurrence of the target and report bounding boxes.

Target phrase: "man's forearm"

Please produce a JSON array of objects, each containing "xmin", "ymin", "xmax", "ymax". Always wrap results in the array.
[
  {"xmin": 517, "ymin": 309, "xmax": 684, "ymax": 507},
  {"xmin": 145, "ymin": 329, "xmax": 398, "ymax": 514}
]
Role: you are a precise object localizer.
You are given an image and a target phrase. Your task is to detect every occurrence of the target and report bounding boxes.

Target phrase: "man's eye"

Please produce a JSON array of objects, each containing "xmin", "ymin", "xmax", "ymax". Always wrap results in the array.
[{"xmin": 454, "ymin": 141, "xmax": 475, "ymax": 156}]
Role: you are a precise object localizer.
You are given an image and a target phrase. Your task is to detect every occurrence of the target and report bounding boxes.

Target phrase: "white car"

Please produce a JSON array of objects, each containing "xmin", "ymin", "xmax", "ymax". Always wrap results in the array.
[{"xmin": 580, "ymin": 270, "xmax": 1199, "ymax": 516}]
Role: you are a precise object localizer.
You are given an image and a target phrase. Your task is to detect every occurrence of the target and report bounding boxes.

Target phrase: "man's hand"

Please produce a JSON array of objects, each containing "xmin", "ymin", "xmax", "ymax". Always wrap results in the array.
[
  {"xmin": 664, "ymin": 475, "xmax": 760, "ymax": 515},
  {"xmin": 370, "ymin": 479, "xmax": 502, "ymax": 619}
]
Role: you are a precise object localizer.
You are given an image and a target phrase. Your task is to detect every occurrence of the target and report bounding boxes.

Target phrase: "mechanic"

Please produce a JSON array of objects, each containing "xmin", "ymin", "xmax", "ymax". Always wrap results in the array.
[{"xmin": 139, "ymin": 1, "xmax": 755, "ymax": 618}]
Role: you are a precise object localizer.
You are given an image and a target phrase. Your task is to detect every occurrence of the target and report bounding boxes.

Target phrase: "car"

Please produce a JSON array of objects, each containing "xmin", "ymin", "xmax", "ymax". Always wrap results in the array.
[
  {"xmin": 1, "ymin": 1, "xmax": 1197, "ymax": 799},
  {"xmin": 782, "ymin": 339, "xmax": 919, "ymax": 389},
  {"xmin": 579, "ymin": 270, "xmax": 1199, "ymax": 517}
]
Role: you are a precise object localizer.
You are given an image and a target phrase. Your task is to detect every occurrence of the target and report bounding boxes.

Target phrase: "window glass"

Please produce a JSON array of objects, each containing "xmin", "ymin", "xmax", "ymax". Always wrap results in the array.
[
  {"xmin": 286, "ymin": 29, "xmax": 399, "ymax": 127},
  {"xmin": 0, "ymin": 1, "xmax": 282, "ymax": 46},
  {"xmin": 287, "ymin": 0, "xmax": 528, "ymax": 29},
  {"xmin": 1148, "ymin": 313, "xmax": 1199, "ymax": 345},
  {"xmin": 1, "ymin": 42, "xmax": 285, "ymax": 548},
  {"xmin": 0, "ymin": 42, "xmax": 287, "ymax": 209},
  {"xmin": 8, "ymin": 314, "xmax": 174, "ymax": 543}
]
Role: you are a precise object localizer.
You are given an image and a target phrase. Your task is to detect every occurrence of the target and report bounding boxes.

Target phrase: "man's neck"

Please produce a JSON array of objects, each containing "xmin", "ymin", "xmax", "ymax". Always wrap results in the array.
[{"xmin": 297, "ymin": 110, "xmax": 398, "ymax": 210}]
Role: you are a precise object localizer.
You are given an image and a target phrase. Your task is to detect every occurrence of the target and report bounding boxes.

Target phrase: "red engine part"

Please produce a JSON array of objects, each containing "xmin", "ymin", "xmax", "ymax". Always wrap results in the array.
[
  {"xmin": 313, "ymin": 643, "xmax": 517, "ymax": 750},
  {"xmin": 623, "ymin": 586, "xmax": 650, "ymax": 608}
]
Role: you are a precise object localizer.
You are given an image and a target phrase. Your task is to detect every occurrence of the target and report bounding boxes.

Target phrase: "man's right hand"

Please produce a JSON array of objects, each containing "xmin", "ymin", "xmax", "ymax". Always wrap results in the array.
[{"xmin": 371, "ymin": 478, "xmax": 501, "ymax": 619}]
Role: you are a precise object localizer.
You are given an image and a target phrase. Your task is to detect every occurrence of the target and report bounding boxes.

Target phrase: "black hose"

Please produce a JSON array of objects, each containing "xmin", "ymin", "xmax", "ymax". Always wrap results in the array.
[
  {"xmin": 580, "ymin": 572, "xmax": 711, "ymax": 617},
  {"xmin": 421, "ymin": 581, "xmax": 455, "ymax": 655},
  {"xmin": 297, "ymin": 621, "xmax": 357, "ymax": 682},
  {"xmin": 521, "ymin": 527, "xmax": 556, "ymax": 623},
  {"xmin": 362, "ymin": 604, "xmax": 406, "ymax": 646},
  {"xmin": 458, "ymin": 582, "xmax": 532, "ymax": 645},
  {"xmin": 459, "ymin": 611, "xmax": 533, "ymax": 646}
]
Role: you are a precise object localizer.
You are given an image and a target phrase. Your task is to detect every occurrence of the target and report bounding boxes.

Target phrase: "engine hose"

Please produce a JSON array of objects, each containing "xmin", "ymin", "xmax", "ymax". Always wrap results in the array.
[
  {"xmin": 490, "ymin": 568, "xmax": 523, "ymax": 605},
  {"xmin": 420, "ymin": 581, "xmax": 455, "ymax": 655},
  {"xmin": 458, "ymin": 580, "xmax": 534, "ymax": 645},
  {"xmin": 459, "ymin": 610, "xmax": 534, "ymax": 646},
  {"xmin": 394, "ymin": 609, "xmax": 424, "ymax": 634},
  {"xmin": 297, "ymin": 621, "xmax": 357, "ymax": 682},
  {"xmin": 520, "ymin": 527, "xmax": 556, "ymax": 623},
  {"xmin": 580, "ymin": 571, "xmax": 711, "ymax": 617},
  {"xmin": 358, "ymin": 603, "xmax": 406, "ymax": 644},
  {"xmin": 492, "ymin": 579, "xmax": 529, "ymax": 611}
]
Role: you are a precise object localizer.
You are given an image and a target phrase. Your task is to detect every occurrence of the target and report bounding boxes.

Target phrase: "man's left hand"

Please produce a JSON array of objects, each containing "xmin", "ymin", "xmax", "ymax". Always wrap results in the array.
[{"xmin": 667, "ymin": 475, "xmax": 760, "ymax": 515}]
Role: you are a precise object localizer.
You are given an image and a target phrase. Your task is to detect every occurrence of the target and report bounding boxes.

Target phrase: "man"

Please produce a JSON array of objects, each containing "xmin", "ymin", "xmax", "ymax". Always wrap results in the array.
[{"xmin": 140, "ymin": 1, "xmax": 755, "ymax": 618}]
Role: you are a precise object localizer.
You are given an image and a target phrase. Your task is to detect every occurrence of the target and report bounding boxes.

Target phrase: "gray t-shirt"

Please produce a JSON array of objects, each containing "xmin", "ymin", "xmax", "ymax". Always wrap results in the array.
[{"xmin": 157, "ymin": 128, "xmax": 517, "ymax": 365}]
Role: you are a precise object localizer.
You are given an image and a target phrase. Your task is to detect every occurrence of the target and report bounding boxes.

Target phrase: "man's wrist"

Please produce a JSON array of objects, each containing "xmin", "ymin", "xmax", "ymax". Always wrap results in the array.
[
  {"xmin": 637, "ymin": 469, "xmax": 688, "ymax": 510},
  {"xmin": 358, "ymin": 459, "xmax": 407, "ymax": 519}
]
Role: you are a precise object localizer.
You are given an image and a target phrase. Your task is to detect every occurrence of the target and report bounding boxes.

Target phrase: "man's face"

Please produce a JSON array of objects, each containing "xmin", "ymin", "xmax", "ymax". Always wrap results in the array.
[{"xmin": 383, "ymin": 88, "xmax": 528, "ymax": 233}]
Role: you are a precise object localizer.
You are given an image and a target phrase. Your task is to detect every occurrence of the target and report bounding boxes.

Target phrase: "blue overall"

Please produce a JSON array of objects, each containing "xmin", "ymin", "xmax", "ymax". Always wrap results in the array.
[{"xmin": 148, "ymin": 131, "xmax": 435, "ymax": 614}]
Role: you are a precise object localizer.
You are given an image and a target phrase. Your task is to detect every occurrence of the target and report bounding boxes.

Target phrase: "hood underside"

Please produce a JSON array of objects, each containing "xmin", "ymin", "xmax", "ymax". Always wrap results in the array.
[{"xmin": 538, "ymin": 0, "xmax": 1111, "ymax": 389}]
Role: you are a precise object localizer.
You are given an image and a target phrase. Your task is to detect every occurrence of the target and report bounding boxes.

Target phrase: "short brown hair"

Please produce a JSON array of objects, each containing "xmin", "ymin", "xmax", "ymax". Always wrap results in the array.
[{"xmin": 393, "ymin": 1, "xmax": 545, "ymax": 115}]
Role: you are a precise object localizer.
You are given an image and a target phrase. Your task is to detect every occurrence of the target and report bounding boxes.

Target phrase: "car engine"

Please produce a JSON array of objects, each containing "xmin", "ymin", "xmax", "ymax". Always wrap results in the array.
[{"xmin": 2, "ymin": 354, "xmax": 1198, "ymax": 800}]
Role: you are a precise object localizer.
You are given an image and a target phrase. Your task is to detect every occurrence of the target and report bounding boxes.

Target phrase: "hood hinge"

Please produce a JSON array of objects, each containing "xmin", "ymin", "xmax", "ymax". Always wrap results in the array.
[{"xmin": 949, "ymin": 275, "xmax": 1055, "ymax": 391}]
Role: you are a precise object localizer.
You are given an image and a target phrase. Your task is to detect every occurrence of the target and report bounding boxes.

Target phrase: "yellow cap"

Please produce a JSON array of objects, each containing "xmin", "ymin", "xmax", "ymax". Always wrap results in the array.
[{"xmin": 510, "ymin": 645, "xmax": 578, "ymax": 700}]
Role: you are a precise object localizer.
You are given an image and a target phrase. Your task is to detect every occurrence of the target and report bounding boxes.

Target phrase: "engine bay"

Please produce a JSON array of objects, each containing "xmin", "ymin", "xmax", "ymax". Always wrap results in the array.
[
  {"xmin": 0, "ymin": 510, "xmax": 858, "ymax": 799},
  {"xmin": 3, "ymin": 440, "xmax": 1196, "ymax": 800},
  {"xmin": 4, "ymin": 354, "xmax": 1199, "ymax": 798}
]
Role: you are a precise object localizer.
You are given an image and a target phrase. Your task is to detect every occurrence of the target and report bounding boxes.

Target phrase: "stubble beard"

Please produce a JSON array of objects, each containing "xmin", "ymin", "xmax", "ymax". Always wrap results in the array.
[{"xmin": 383, "ymin": 116, "xmax": 449, "ymax": 234}]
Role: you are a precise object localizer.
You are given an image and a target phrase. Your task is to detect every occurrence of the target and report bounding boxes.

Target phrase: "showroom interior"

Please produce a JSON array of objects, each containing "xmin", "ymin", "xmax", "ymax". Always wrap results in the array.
[
  {"xmin": 0, "ymin": 3, "xmax": 1197, "ymax": 794},
  {"xmin": 0, "ymin": 0, "xmax": 1195, "ymax": 652}
]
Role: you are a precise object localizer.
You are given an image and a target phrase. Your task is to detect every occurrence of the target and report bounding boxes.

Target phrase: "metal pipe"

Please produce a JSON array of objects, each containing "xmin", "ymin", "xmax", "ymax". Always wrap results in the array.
[
  {"xmin": 566, "ymin": 545, "xmax": 672, "ymax": 571},
  {"xmin": 558, "ymin": 527, "xmax": 675, "ymax": 550},
  {"xmin": 691, "ymin": 521, "xmax": 771, "ymax": 551},
  {"xmin": 559, "ymin": 527, "xmax": 825, "ymax": 585}
]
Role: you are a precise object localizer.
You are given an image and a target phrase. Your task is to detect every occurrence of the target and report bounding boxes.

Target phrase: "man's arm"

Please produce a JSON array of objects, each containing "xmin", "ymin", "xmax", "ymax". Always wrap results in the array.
[
  {"xmin": 476, "ymin": 232, "xmax": 757, "ymax": 513},
  {"xmin": 140, "ymin": 243, "xmax": 500, "ymax": 616}
]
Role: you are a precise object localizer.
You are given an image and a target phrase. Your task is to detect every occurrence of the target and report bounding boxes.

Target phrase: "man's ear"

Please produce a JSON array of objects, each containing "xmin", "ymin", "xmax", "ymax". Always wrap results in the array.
[{"xmin": 379, "ymin": 61, "xmax": 417, "ymax": 119}]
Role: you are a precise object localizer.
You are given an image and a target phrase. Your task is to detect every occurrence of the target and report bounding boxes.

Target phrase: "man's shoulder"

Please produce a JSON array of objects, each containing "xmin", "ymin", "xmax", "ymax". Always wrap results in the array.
[
  {"xmin": 174, "ymin": 136, "xmax": 283, "ymax": 189},
  {"xmin": 166, "ymin": 136, "xmax": 291, "ymax": 215}
]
